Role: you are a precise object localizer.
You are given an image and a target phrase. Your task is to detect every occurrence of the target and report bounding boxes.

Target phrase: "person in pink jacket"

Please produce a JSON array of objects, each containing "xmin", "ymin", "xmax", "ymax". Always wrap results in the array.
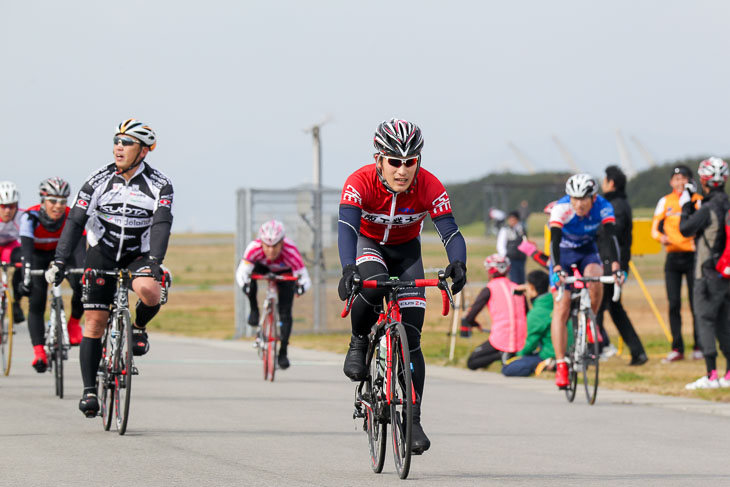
[{"xmin": 465, "ymin": 254, "xmax": 527, "ymax": 370}]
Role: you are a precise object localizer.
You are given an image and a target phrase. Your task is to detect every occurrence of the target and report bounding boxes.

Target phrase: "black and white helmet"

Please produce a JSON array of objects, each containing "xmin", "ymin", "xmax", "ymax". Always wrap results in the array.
[
  {"xmin": 698, "ymin": 157, "xmax": 729, "ymax": 188},
  {"xmin": 39, "ymin": 177, "xmax": 70, "ymax": 199},
  {"xmin": 565, "ymin": 173, "xmax": 598, "ymax": 198},
  {"xmin": 116, "ymin": 118, "xmax": 157, "ymax": 151},
  {"xmin": 373, "ymin": 118, "xmax": 424, "ymax": 158},
  {"xmin": 0, "ymin": 181, "xmax": 19, "ymax": 204}
]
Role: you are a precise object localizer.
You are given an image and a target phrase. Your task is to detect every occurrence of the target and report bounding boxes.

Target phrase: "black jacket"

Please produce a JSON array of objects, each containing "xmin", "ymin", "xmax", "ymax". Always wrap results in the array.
[
  {"xmin": 680, "ymin": 188, "xmax": 730, "ymax": 277},
  {"xmin": 598, "ymin": 190, "xmax": 632, "ymax": 270}
]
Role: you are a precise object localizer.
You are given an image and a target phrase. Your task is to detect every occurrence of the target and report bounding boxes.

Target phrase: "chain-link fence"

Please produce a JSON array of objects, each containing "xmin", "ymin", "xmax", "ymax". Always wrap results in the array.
[{"xmin": 234, "ymin": 186, "xmax": 347, "ymax": 337}]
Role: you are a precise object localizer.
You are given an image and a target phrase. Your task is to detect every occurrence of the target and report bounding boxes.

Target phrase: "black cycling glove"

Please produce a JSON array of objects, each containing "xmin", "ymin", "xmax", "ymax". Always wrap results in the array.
[
  {"xmin": 445, "ymin": 261, "xmax": 467, "ymax": 295},
  {"xmin": 146, "ymin": 256, "xmax": 164, "ymax": 282},
  {"xmin": 338, "ymin": 264, "xmax": 360, "ymax": 301}
]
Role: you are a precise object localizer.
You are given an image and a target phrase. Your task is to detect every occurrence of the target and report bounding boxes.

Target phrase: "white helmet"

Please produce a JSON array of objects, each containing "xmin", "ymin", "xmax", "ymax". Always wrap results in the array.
[
  {"xmin": 0, "ymin": 181, "xmax": 19, "ymax": 205},
  {"xmin": 116, "ymin": 118, "xmax": 157, "ymax": 150},
  {"xmin": 565, "ymin": 173, "xmax": 597, "ymax": 198},
  {"xmin": 698, "ymin": 157, "xmax": 729, "ymax": 189},
  {"xmin": 258, "ymin": 220, "xmax": 285, "ymax": 246}
]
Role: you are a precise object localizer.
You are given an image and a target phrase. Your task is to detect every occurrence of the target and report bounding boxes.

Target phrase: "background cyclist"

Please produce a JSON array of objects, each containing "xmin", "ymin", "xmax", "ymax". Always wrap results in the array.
[
  {"xmin": 549, "ymin": 173, "xmax": 623, "ymax": 389},
  {"xmin": 18, "ymin": 177, "xmax": 85, "ymax": 372},
  {"xmin": 235, "ymin": 219, "xmax": 311, "ymax": 370},
  {"xmin": 337, "ymin": 118, "xmax": 467, "ymax": 454},
  {"xmin": 0, "ymin": 181, "xmax": 24, "ymax": 324},
  {"xmin": 46, "ymin": 119, "xmax": 173, "ymax": 417}
]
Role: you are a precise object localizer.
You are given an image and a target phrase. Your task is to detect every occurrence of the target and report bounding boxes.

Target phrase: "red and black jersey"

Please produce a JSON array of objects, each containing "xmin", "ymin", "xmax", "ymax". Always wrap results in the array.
[
  {"xmin": 339, "ymin": 164, "xmax": 453, "ymax": 245},
  {"xmin": 19, "ymin": 205, "xmax": 70, "ymax": 251}
]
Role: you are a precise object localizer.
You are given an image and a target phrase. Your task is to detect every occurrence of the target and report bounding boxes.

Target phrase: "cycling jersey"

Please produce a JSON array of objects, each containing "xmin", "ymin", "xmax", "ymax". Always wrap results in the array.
[
  {"xmin": 549, "ymin": 194, "xmax": 615, "ymax": 249},
  {"xmin": 235, "ymin": 238, "xmax": 311, "ymax": 291},
  {"xmin": 20, "ymin": 205, "xmax": 70, "ymax": 252},
  {"xmin": 340, "ymin": 165, "xmax": 454, "ymax": 245},
  {"xmin": 338, "ymin": 164, "xmax": 466, "ymax": 266},
  {"xmin": 0, "ymin": 210, "xmax": 22, "ymax": 247},
  {"xmin": 56, "ymin": 162, "xmax": 174, "ymax": 264}
]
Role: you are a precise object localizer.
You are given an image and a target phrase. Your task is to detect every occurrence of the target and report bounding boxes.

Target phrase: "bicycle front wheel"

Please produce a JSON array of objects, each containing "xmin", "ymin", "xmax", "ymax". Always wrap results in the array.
[
  {"xmin": 366, "ymin": 336, "xmax": 387, "ymax": 473},
  {"xmin": 113, "ymin": 310, "xmax": 133, "ymax": 435},
  {"xmin": 98, "ymin": 326, "xmax": 114, "ymax": 431},
  {"xmin": 389, "ymin": 323, "xmax": 413, "ymax": 480},
  {"xmin": 582, "ymin": 310, "xmax": 600, "ymax": 405},
  {"xmin": 53, "ymin": 310, "xmax": 64, "ymax": 398},
  {"xmin": 565, "ymin": 316, "xmax": 578, "ymax": 403},
  {"xmin": 1, "ymin": 289, "xmax": 13, "ymax": 376},
  {"xmin": 261, "ymin": 308, "xmax": 277, "ymax": 381}
]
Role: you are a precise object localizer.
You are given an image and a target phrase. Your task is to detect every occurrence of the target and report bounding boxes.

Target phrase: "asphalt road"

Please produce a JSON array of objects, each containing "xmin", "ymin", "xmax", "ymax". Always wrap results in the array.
[{"xmin": 2, "ymin": 325, "xmax": 730, "ymax": 486}]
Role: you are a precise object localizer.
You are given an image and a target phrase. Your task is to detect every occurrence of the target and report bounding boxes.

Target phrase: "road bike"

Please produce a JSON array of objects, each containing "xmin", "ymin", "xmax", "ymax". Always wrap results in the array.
[
  {"xmin": 343, "ymin": 271, "xmax": 454, "ymax": 480},
  {"xmin": 86, "ymin": 268, "xmax": 170, "ymax": 435},
  {"xmin": 29, "ymin": 268, "xmax": 84, "ymax": 398},
  {"xmin": 250, "ymin": 273, "xmax": 299, "ymax": 382},
  {"xmin": 556, "ymin": 265, "xmax": 620, "ymax": 405},
  {"xmin": 0, "ymin": 262, "xmax": 17, "ymax": 376}
]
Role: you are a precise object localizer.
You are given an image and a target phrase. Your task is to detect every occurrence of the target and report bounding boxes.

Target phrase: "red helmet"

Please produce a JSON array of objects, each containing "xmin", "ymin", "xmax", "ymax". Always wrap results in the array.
[
  {"xmin": 698, "ymin": 157, "xmax": 729, "ymax": 188},
  {"xmin": 484, "ymin": 254, "xmax": 510, "ymax": 276}
]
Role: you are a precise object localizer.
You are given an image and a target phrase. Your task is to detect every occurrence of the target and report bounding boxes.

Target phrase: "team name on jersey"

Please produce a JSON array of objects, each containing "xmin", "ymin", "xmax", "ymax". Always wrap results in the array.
[{"xmin": 361, "ymin": 210, "xmax": 428, "ymax": 226}]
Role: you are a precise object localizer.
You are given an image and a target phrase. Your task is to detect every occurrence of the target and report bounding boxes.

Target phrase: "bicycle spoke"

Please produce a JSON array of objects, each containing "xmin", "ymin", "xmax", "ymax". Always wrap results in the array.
[
  {"xmin": 99, "ymin": 328, "xmax": 114, "ymax": 431},
  {"xmin": 389, "ymin": 324, "xmax": 413, "ymax": 480},
  {"xmin": 114, "ymin": 311, "xmax": 133, "ymax": 435},
  {"xmin": 366, "ymin": 335, "xmax": 386, "ymax": 473},
  {"xmin": 583, "ymin": 310, "xmax": 600, "ymax": 405}
]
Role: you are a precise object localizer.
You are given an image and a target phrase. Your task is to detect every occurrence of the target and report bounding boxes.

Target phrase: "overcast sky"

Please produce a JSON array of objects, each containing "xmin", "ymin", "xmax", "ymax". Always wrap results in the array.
[{"xmin": 2, "ymin": 1, "xmax": 729, "ymax": 232}]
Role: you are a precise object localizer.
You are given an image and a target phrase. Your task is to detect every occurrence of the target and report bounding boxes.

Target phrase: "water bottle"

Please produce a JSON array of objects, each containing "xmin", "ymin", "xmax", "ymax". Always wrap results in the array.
[{"xmin": 378, "ymin": 335, "xmax": 387, "ymax": 377}]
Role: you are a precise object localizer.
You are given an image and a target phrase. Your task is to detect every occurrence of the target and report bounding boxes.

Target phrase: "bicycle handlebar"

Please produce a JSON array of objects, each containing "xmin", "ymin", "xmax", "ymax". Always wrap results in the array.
[
  {"xmin": 341, "ymin": 271, "xmax": 454, "ymax": 318},
  {"xmin": 556, "ymin": 275, "xmax": 620, "ymax": 303},
  {"xmin": 28, "ymin": 268, "xmax": 85, "ymax": 277},
  {"xmin": 250, "ymin": 273, "xmax": 300, "ymax": 282}
]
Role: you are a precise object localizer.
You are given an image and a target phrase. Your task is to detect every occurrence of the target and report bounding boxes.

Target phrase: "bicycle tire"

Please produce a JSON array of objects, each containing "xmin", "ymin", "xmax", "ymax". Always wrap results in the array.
[
  {"xmin": 389, "ymin": 322, "xmax": 413, "ymax": 480},
  {"xmin": 114, "ymin": 310, "xmax": 133, "ymax": 435},
  {"xmin": 582, "ymin": 309, "xmax": 600, "ymax": 405},
  {"xmin": 1, "ymin": 289, "xmax": 13, "ymax": 376},
  {"xmin": 366, "ymin": 335, "xmax": 387, "ymax": 473},
  {"xmin": 99, "ymin": 326, "xmax": 114, "ymax": 431},
  {"xmin": 565, "ymin": 313, "xmax": 579, "ymax": 403},
  {"xmin": 267, "ymin": 312, "xmax": 278, "ymax": 382},
  {"xmin": 53, "ymin": 306, "xmax": 64, "ymax": 399}
]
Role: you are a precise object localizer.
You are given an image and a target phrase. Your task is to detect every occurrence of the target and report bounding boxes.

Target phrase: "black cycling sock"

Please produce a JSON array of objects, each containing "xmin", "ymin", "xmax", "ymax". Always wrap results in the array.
[
  {"xmin": 79, "ymin": 337, "xmax": 102, "ymax": 389},
  {"xmin": 135, "ymin": 301, "xmax": 160, "ymax": 328},
  {"xmin": 705, "ymin": 355, "xmax": 717, "ymax": 375}
]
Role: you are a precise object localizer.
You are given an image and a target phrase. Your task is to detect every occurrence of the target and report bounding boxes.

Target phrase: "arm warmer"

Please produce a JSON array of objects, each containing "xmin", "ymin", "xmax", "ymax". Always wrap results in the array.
[
  {"xmin": 549, "ymin": 226, "xmax": 562, "ymax": 267},
  {"xmin": 338, "ymin": 204, "xmax": 361, "ymax": 267},
  {"xmin": 20, "ymin": 236, "xmax": 34, "ymax": 265},
  {"xmin": 680, "ymin": 201, "xmax": 709, "ymax": 237},
  {"xmin": 149, "ymin": 220, "xmax": 172, "ymax": 261},
  {"xmin": 55, "ymin": 215, "xmax": 87, "ymax": 263},
  {"xmin": 433, "ymin": 214, "xmax": 467, "ymax": 264}
]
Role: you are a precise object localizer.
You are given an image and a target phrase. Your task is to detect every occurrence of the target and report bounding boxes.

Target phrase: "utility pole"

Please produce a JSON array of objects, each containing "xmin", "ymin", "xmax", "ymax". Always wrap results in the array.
[
  {"xmin": 306, "ymin": 117, "xmax": 330, "ymax": 332},
  {"xmin": 506, "ymin": 141, "xmax": 537, "ymax": 174}
]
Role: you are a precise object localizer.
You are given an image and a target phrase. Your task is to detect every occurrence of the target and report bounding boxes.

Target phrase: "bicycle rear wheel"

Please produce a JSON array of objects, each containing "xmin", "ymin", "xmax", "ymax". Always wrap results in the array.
[
  {"xmin": 98, "ymin": 327, "xmax": 114, "ymax": 431},
  {"xmin": 582, "ymin": 310, "xmax": 600, "ymax": 405},
  {"xmin": 366, "ymin": 336, "xmax": 387, "ymax": 473},
  {"xmin": 389, "ymin": 323, "xmax": 413, "ymax": 480},
  {"xmin": 565, "ymin": 316, "xmax": 578, "ymax": 403},
  {"xmin": 1, "ymin": 289, "xmax": 13, "ymax": 376},
  {"xmin": 53, "ymin": 310, "xmax": 64, "ymax": 398},
  {"xmin": 113, "ymin": 310, "xmax": 133, "ymax": 435}
]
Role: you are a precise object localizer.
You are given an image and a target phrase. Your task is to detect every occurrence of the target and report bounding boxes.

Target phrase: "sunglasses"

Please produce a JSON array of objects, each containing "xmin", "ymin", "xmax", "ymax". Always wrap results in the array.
[
  {"xmin": 45, "ymin": 197, "xmax": 67, "ymax": 206},
  {"xmin": 113, "ymin": 135, "xmax": 140, "ymax": 147},
  {"xmin": 384, "ymin": 156, "xmax": 419, "ymax": 168},
  {"xmin": 0, "ymin": 203, "xmax": 17, "ymax": 210}
]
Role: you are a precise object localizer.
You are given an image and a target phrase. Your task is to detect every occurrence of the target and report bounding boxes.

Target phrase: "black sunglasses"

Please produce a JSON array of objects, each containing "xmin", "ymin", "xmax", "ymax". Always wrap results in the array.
[
  {"xmin": 113, "ymin": 135, "xmax": 139, "ymax": 147},
  {"xmin": 384, "ymin": 156, "xmax": 419, "ymax": 168}
]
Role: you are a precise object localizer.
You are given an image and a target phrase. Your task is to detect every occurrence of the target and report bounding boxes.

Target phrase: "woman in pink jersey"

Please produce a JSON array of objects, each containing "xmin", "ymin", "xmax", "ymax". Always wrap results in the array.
[
  {"xmin": 0, "ymin": 181, "xmax": 24, "ymax": 323},
  {"xmin": 235, "ymin": 220, "xmax": 311, "ymax": 369}
]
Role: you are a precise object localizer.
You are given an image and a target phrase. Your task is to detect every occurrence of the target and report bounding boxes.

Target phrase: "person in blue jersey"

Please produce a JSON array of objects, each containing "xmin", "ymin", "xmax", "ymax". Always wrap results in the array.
[{"xmin": 548, "ymin": 174, "xmax": 623, "ymax": 389}]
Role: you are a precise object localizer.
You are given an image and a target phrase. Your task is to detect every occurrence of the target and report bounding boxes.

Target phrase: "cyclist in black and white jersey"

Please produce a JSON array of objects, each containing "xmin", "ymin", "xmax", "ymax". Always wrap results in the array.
[{"xmin": 46, "ymin": 118, "xmax": 174, "ymax": 418}]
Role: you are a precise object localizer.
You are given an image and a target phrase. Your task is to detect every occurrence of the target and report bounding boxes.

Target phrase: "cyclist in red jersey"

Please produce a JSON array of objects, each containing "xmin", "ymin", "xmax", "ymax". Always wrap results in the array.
[
  {"xmin": 0, "ymin": 181, "xmax": 25, "ymax": 323},
  {"xmin": 338, "ymin": 118, "xmax": 467, "ymax": 454}
]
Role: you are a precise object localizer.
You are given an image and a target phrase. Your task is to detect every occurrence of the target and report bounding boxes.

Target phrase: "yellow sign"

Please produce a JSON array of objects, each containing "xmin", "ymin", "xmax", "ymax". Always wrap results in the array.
[{"xmin": 543, "ymin": 218, "xmax": 662, "ymax": 257}]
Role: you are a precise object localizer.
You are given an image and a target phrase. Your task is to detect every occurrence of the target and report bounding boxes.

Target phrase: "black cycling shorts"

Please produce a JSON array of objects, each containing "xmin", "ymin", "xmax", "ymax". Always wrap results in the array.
[{"xmin": 82, "ymin": 245, "xmax": 151, "ymax": 310}]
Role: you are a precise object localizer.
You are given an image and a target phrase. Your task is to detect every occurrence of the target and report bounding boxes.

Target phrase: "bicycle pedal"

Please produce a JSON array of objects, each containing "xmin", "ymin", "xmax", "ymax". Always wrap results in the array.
[{"xmin": 131, "ymin": 366, "xmax": 139, "ymax": 375}]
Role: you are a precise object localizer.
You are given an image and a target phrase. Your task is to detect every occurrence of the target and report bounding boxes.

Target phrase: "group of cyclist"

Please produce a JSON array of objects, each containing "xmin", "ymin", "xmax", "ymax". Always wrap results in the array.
[{"xmin": 1, "ymin": 118, "xmax": 174, "ymax": 417}]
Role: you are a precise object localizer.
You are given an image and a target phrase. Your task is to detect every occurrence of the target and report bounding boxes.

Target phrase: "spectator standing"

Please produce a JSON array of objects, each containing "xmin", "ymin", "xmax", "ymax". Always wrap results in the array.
[
  {"xmin": 651, "ymin": 165, "xmax": 703, "ymax": 362},
  {"xmin": 497, "ymin": 211, "xmax": 527, "ymax": 284},
  {"xmin": 596, "ymin": 166, "xmax": 647, "ymax": 365},
  {"xmin": 680, "ymin": 158, "xmax": 730, "ymax": 389}
]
